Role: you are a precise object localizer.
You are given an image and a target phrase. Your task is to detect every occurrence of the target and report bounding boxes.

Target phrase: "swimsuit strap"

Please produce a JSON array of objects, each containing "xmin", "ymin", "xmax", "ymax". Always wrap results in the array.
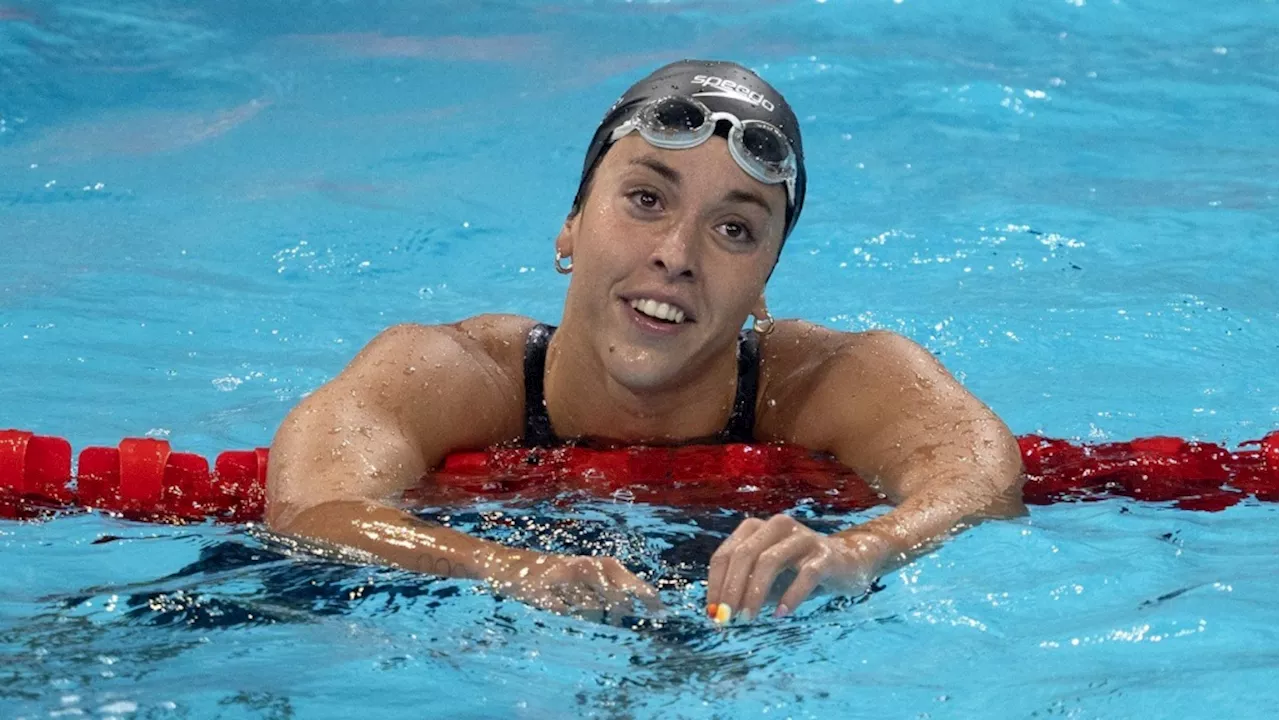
[
  {"xmin": 721, "ymin": 329, "xmax": 760, "ymax": 443},
  {"xmin": 522, "ymin": 323, "xmax": 759, "ymax": 447},
  {"xmin": 523, "ymin": 323, "xmax": 559, "ymax": 447}
]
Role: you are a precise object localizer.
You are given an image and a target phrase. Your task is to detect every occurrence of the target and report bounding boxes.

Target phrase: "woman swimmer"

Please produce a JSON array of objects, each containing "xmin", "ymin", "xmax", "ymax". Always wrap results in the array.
[{"xmin": 265, "ymin": 60, "xmax": 1026, "ymax": 622}]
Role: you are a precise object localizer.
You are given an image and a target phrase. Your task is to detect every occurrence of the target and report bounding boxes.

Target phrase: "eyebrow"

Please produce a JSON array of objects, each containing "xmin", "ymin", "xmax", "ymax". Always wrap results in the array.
[
  {"xmin": 722, "ymin": 189, "xmax": 775, "ymax": 218},
  {"xmin": 630, "ymin": 156, "xmax": 681, "ymax": 185}
]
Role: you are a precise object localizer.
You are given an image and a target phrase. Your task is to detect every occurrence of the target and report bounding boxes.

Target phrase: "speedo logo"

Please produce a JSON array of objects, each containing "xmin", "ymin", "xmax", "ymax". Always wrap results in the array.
[{"xmin": 690, "ymin": 75, "xmax": 776, "ymax": 112}]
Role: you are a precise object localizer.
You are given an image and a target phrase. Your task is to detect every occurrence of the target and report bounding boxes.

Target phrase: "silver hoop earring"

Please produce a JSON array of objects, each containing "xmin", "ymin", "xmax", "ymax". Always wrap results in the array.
[
  {"xmin": 752, "ymin": 310, "xmax": 775, "ymax": 336},
  {"xmin": 554, "ymin": 251, "xmax": 573, "ymax": 275}
]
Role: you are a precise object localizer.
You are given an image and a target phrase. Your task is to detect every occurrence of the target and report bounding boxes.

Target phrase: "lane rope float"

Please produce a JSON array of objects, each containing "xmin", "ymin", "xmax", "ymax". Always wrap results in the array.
[{"xmin": 0, "ymin": 428, "xmax": 1275, "ymax": 522}]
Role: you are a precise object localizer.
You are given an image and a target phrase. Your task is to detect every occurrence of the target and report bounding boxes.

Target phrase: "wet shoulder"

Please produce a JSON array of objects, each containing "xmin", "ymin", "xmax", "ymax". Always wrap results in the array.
[
  {"xmin": 365, "ymin": 315, "xmax": 537, "ymax": 448},
  {"xmin": 445, "ymin": 313, "xmax": 540, "ymax": 373},
  {"xmin": 360, "ymin": 314, "xmax": 537, "ymax": 404},
  {"xmin": 363, "ymin": 314, "xmax": 535, "ymax": 372},
  {"xmin": 755, "ymin": 320, "xmax": 917, "ymax": 442}
]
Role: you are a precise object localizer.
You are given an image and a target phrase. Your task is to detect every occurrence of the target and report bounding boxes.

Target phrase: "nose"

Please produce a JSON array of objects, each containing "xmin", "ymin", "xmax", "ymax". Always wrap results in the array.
[{"xmin": 650, "ymin": 217, "xmax": 699, "ymax": 280}]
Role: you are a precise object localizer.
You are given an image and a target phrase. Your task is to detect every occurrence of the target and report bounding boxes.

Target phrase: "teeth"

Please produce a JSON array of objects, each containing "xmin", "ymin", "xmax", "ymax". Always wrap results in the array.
[{"xmin": 630, "ymin": 298, "xmax": 686, "ymax": 324}]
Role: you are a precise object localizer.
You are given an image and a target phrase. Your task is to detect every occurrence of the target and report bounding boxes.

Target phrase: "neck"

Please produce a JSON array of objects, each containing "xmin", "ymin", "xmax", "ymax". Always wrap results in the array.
[{"xmin": 543, "ymin": 322, "xmax": 739, "ymax": 444}]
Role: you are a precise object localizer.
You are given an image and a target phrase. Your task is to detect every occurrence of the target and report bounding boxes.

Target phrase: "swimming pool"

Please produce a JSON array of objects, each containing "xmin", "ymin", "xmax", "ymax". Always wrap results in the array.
[{"xmin": 1, "ymin": 0, "xmax": 1276, "ymax": 717}]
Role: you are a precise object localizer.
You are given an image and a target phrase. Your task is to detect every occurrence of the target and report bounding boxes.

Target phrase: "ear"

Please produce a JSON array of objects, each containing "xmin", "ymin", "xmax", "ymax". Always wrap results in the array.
[
  {"xmin": 555, "ymin": 211, "xmax": 579, "ymax": 259},
  {"xmin": 750, "ymin": 294, "xmax": 769, "ymax": 320}
]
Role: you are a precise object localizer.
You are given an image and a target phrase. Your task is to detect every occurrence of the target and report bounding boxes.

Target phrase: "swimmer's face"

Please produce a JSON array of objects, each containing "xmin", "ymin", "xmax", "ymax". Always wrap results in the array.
[{"xmin": 556, "ymin": 134, "xmax": 787, "ymax": 390}]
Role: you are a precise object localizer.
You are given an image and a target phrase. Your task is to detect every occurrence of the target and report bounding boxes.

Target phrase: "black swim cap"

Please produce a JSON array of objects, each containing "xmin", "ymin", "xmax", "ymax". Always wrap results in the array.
[{"xmin": 574, "ymin": 59, "xmax": 806, "ymax": 244}]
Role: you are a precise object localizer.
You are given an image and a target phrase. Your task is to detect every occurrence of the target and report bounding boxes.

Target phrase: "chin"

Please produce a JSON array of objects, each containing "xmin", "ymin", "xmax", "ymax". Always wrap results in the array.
[{"xmin": 600, "ymin": 341, "xmax": 687, "ymax": 392}]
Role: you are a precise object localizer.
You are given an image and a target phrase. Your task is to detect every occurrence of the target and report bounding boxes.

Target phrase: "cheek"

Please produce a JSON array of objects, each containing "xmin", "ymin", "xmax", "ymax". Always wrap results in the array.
[
  {"xmin": 580, "ymin": 206, "xmax": 646, "ymax": 265},
  {"xmin": 712, "ymin": 266, "xmax": 770, "ymax": 312}
]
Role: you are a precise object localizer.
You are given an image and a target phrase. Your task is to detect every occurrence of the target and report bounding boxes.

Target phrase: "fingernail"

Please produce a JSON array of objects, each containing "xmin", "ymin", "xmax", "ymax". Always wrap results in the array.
[
  {"xmin": 713, "ymin": 603, "xmax": 732, "ymax": 625},
  {"xmin": 774, "ymin": 604, "xmax": 790, "ymax": 619},
  {"xmin": 706, "ymin": 603, "xmax": 719, "ymax": 619},
  {"xmin": 740, "ymin": 608, "xmax": 755, "ymax": 623}
]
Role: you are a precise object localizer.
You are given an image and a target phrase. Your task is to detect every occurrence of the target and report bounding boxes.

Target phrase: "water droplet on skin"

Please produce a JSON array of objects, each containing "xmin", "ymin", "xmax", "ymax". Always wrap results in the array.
[{"xmin": 404, "ymin": 366, "xmax": 417, "ymax": 375}]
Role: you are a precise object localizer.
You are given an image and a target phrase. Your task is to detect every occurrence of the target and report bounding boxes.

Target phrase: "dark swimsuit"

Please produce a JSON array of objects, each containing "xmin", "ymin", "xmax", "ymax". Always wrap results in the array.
[{"xmin": 522, "ymin": 323, "xmax": 760, "ymax": 447}]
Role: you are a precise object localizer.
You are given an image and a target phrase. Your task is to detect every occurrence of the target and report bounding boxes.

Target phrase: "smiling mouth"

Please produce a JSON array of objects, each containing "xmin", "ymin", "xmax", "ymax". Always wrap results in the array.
[{"xmin": 628, "ymin": 297, "xmax": 688, "ymax": 324}]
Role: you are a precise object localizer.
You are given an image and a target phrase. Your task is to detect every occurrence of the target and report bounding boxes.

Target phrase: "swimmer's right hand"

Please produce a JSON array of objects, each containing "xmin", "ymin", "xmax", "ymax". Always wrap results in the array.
[{"xmin": 484, "ymin": 550, "xmax": 664, "ymax": 620}]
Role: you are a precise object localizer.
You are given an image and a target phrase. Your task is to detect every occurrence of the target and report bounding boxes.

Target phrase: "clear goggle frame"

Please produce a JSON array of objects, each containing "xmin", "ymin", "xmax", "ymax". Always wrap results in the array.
[{"xmin": 608, "ymin": 95, "xmax": 798, "ymax": 205}]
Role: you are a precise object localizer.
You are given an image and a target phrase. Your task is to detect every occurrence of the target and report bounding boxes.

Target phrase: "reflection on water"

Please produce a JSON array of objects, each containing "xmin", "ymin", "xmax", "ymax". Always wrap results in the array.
[
  {"xmin": 2, "ymin": 500, "xmax": 887, "ymax": 718},
  {"xmin": 3, "ymin": 498, "xmax": 1277, "ymax": 718}
]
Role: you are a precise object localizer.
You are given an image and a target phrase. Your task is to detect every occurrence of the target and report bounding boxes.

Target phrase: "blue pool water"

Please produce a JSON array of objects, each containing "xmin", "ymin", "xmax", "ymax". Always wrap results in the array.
[{"xmin": 1, "ymin": 0, "xmax": 1277, "ymax": 717}]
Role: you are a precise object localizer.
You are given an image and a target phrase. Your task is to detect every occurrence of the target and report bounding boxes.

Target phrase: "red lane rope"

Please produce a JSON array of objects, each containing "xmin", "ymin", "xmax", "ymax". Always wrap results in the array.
[{"xmin": 0, "ymin": 429, "xmax": 1275, "ymax": 522}]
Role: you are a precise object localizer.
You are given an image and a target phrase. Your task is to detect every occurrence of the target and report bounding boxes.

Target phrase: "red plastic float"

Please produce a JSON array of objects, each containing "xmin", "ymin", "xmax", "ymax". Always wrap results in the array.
[
  {"xmin": 0, "ymin": 428, "xmax": 1275, "ymax": 522},
  {"xmin": 0, "ymin": 430, "xmax": 73, "ymax": 515}
]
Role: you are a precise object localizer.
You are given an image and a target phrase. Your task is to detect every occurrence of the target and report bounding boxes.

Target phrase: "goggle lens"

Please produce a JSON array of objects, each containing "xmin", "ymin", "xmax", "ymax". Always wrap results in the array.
[
  {"xmin": 649, "ymin": 96, "xmax": 706, "ymax": 132},
  {"xmin": 635, "ymin": 97, "xmax": 714, "ymax": 147},
  {"xmin": 740, "ymin": 123, "xmax": 789, "ymax": 166}
]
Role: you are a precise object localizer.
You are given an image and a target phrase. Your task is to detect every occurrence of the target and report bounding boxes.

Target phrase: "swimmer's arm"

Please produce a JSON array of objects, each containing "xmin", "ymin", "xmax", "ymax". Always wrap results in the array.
[
  {"xmin": 816, "ymin": 331, "xmax": 1025, "ymax": 561},
  {"xmin": 705, "ymin": 329, "xmax": 1022, "ymax": 618},
  {"xmin": 265, "ymin": 323, "xmax": 528, "ymax": 580},
  {"xmin": 267, "ymin": 322, "xmax": 662, "ymax": 614}
]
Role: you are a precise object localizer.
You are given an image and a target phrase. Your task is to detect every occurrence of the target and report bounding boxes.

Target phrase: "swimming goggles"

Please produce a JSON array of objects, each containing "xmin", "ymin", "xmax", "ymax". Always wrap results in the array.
[{"xmin": 608, "ymin": 95, "xmax": 798, "ymax": 204}]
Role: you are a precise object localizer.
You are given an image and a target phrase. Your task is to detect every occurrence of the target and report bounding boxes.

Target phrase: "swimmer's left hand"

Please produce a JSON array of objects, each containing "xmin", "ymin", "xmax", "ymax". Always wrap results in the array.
[{"xmin": 706, "ymin": 515, "xmax": 895, "ymax": 622}]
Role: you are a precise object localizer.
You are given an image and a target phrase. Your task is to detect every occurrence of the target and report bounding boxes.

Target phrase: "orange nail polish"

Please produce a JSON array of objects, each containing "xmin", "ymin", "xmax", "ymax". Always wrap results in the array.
[
  {"xmin": 706, "ymin": 603, "xmax": 718, "ymax": 619},
  {"xmin": 713, "ymin": 603, "xmax": 732, "ymax": 625}
]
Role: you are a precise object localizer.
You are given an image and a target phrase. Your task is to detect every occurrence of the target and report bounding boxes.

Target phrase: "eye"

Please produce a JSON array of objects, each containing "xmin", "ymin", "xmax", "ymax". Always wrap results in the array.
[
  {"xmin": 717, "ymin": 221, "xmax": 755, "ymax": 244},
  {"xmin": 627, "ymin": 189, "xmax": 662, "ymax": 211}
]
